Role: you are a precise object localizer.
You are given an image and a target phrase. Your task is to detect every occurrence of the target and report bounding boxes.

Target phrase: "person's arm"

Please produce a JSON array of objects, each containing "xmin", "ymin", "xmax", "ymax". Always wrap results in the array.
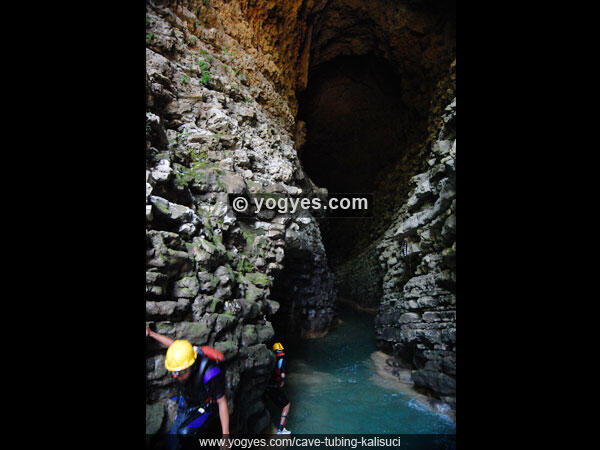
[
  {"xmin": 216, "ymin": 395, "xmax": 230, "ymax": 436},
  {"xmin": 146, "ymin": 326, "xmax": 175, "ymax": 348},
  {"xmin": 280, "ymin": 371, "xmax": 285, "ymax": 387},
  {"xmin": 279, "ymin": 359, "xmax": 287, "ymax": 387}
]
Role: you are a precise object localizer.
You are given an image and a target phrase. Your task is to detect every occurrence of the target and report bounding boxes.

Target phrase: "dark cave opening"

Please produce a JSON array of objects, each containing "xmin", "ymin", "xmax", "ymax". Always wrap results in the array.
[
  {"xmin": 298, "ymin": 55, "xmax": 411, "ymax": 195},
  {"xmin": 297, "ymin": 54, "xmax": 431, "ymax": 271},
  {"xmin": 268, "ymin": 54, "xmax": 435, "ymax": 346}
]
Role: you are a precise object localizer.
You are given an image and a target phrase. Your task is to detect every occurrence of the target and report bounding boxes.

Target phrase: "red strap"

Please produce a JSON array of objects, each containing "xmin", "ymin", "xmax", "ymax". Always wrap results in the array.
[{"xmin": 201, "ymin": 346, "xmax": 224, "ymax": 362}]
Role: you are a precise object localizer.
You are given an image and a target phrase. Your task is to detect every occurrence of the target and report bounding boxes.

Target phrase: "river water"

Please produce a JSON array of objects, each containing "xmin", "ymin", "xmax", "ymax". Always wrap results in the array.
[{"xmin": 271, "ymin": 310, "xmax": 456, "ymax": 438}]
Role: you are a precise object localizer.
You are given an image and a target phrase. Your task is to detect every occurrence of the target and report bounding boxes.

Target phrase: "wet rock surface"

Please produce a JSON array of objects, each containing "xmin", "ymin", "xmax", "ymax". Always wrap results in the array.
[
  {"xmin": 375, "ymin": 99, "xmax": 456, "ymax": 407},
  {"xmin": 145, "ymin": 1, "xmax": 336, "ymax": 437}
]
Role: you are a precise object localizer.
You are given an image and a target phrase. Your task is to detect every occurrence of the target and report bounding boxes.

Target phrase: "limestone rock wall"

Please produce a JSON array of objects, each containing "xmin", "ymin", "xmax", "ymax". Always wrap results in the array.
[
  {"xmin": 145, "ymin": 1, "xmax": 336, "ymax": 437},
  {"xmin": 334, "ymin": 242, "xmax": 383, "ymax": 310},
  {"xmin": 375, "ymin": 98, "xmax": 456, "ymax": 407},
  {"xmin": 272, "ymin": 216, "xmax": 337, "ymax": 340},
  {"xmin": 148, "ymin": 0, "xmax": 329, "ymax": 121}
]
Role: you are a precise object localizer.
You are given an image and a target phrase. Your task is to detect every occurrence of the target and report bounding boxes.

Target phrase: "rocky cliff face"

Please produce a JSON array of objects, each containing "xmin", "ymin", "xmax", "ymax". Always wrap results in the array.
[
  {"xmin": 145, "ymin": 0, "xmax": 336, "ymax": 437},
  {"xmin": 375, "ymin": 98, "xmax": 456, "ymax": 408},
  {"xmin": 145, "ymin": 0, "xmax": 455, "ymax": 437}
]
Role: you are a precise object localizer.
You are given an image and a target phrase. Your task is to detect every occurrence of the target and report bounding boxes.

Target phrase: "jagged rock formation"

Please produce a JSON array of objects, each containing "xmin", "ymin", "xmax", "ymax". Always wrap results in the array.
[
  {"xmin": 271, "ymin": 217, "xmax": 337, "ymax": 340},
  {"xmin": 375, "ymin": 99, "xmax": 456, "ymax": 407},
  {"xmin": 145, "ymin": 0, "xmax": 336, "ymax": 437},
  {"xmin": 145, "ymin": 0, "xmax": 456, "ymax": 438},
  {"xmin": 335, "ymin": 242, "xmax": 383, "ymax": 310}
]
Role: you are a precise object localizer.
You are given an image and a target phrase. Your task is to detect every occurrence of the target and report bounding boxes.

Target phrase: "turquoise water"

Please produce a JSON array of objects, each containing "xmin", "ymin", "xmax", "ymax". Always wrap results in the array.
[{"xmin": 277, "ymin": 310, "xmax": 456, "ymax": 435}]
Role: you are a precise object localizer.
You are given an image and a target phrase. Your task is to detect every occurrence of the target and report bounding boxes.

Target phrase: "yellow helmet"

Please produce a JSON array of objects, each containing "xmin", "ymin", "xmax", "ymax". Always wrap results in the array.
[
  {"xmin": 272, "ymin": 342, "xmax": 284, "ymax": 351},
  {"xmin": 165, "ymin": 340, "xmax": 197, "ymax": 372}
]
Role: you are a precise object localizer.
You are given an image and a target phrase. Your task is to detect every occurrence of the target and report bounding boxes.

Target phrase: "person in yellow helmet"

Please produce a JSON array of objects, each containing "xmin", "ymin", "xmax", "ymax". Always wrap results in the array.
[
  {"xmin": 265, "ymin": 342, "xmax": 291, "ymax": 434},
  {"xmin": 147, "ymin": 326, "xmax": 229, "ymax": 449}
]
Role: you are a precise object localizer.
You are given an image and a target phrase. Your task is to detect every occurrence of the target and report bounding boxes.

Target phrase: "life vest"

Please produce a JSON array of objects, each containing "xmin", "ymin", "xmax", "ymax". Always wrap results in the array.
[
  {"xmin": 271, "ymin": 351, "xmax": 285, "ymax": 384},
  {"xmin": 179, "ymin": 347, "xmax": 222, "ymax": 409}
]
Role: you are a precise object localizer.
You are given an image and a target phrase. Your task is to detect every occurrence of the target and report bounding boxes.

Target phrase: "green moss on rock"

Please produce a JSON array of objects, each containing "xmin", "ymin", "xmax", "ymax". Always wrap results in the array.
[{"xmin": 244, "ymin": 272, "xmax": 271, "ymax": 288}]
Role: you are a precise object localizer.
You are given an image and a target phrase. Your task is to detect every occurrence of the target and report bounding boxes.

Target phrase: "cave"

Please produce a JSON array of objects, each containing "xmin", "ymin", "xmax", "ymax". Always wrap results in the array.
[
  {"xmin": 145, "ymin": 0, "xmax": 456, "ymax": 439},
  {"xmin": 298, "ymin": 52, "xmax": 427, "ymax": 271},
  {"xmin": 266, "ymin": 0, "xmax": 456, "ymax": 414},
  {"xmin": 299, "ymin": 55, "xmax": 410, "ymax": 195},
  {"xmin": 271, "ymin": 50, "xmax": 433, "ymax": 344},
  {"xmin": 279, "ymin": 0, "xmax": 456, "ymax": 316}
]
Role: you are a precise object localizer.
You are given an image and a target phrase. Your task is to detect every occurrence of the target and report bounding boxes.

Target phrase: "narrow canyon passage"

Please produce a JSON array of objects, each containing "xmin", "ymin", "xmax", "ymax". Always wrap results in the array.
[
  {"xmin": 298, "ymin": 53, "xmax": 425, "ymax": 298},
  {"xmin": 145, "ymin": 0, "xmax": 455, "ymax": 440},
  {"xmin": 266, "ymin": 48, "xmax": 455, "ymax": 431}
]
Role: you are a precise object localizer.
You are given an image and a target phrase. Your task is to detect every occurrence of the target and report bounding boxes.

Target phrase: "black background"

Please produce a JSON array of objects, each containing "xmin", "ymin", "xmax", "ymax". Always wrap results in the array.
[{"xmin": 8, "ymin": 2, "xmax": 562, "ymax": 448}]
